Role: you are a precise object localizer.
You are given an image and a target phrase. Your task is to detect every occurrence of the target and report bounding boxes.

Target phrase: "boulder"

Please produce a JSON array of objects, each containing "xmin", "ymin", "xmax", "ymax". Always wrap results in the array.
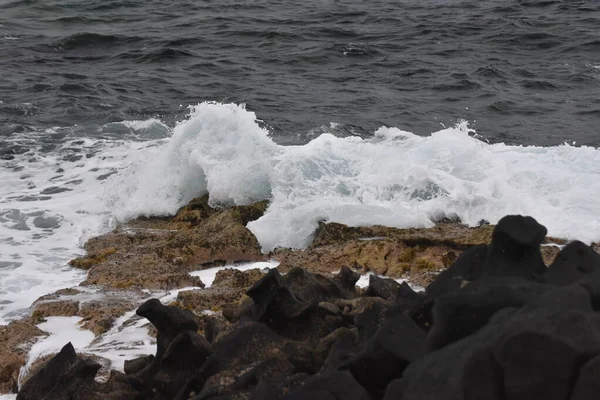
[
  {"xmin": 382, "ymin": 379, "xmax": 403, "ymax": 400},
  {"xmin": 344, "ymin": 315, "xmax": 425, "ymax": 399},
  {"xmin": 282, "ymin": 370, "xmax": 373, "ymax": 400},
  {"xmin": 570, "ymin": 353, "xmax": 600, "ymax": 400},
  {"xmin": 364, "ymin": 275, "xmax": 402, "ymax": 301},
  {"xmin": 400, "ymin": 286, "xmax": 600, "ymax": 400},
  {"xmin": 123, "ymin": 355, "xmax": 154, "ymax": 376},
  {"xmin": 483, "ymin": 215, "xmax": 547, "ymax": 279},
  {"xmin": 426, "ymin": 278, "xmax": 550, "ymax": 351},
  {"xmin": 74, "ymin": 197, "xmax": 268, "ymax": 289},
  {"xmin": 17, "ymin": 343, "xmax": 138, "ymax": 400},
  {"xmin": 544, "ymin": 241, "xmax": 600, "ymax": 285},
  {"xmin": 174, "ymin": 322, "xmax": 312, "ymax": 399},
  {"xmin": 136, "ymin": 298, "xmax": 199, "ymax": 361},
  {"xmin": 426, "ymin": 244, "xmax": 488, "ymax": 297}
]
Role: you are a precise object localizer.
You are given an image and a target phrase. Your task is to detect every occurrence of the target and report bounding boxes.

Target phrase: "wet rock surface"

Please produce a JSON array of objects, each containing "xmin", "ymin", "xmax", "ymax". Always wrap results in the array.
[
  {"xmin": 15, "ymin": 214, "xmax": 600, "ymax": 399},
  {"xmin": 5, "ymin": 200, "xmax": 600, "ymax": 399}
]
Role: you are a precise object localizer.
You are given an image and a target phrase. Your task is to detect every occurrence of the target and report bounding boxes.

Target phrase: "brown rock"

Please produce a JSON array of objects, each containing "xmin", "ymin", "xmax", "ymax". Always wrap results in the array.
[
  {"xmin": 176, "ymin": 268, "xmax": 265, "ymax": 316},
  {"xmin": 541, "ymin": 245, "xmax": 561, "ymax": 267},
  {"xmin": 0, "ymin": 320, "xmax": 46, "ymax": 394},
  {"xmin": 72, "ymin": 198, "xmax": 268, "ymax": 290},
  {"xmin": 79, "ymin": 299, "xmax": 135, "ymax": 336},
  {"xmin": 310, "ymin": 221, "xmax": 495, "ymax": 249},
  {"xmin": 31, "ymin": 300, "xmax": 79, "ymax": 321}
]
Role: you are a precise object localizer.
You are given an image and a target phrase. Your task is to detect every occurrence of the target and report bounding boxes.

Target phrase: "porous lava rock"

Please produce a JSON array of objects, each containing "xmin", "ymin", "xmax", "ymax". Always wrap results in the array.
[{"xmin": 14, "ymin": 213, "xmax": 600, "ymax": 400}]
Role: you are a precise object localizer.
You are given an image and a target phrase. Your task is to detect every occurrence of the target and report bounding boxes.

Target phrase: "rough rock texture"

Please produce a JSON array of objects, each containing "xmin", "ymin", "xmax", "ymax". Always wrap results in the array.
[
  {"xmin": 31, "ymin": 286, "xmax": 150, "ymax": 336},
  {"xmin": 71, "ymin": 196, "xmax": 267, "ymax": 289},
  {"xmin": 273, "ymin": 221, "xmax": 561, "ymax": 288},
  {"xmin": 175, "ymin": 268, "xmax": 265, "ymax": 316},
  {"xmin": 0, "ymin": 320, "xmax": 46, "ymax": 393},
  {"xmin": 12, "ymin": 206, "xmax": 600, "ymax": 399},
  {"xmin": 17, "ymin": 343, "xmax": 138, "ymax": 400}
]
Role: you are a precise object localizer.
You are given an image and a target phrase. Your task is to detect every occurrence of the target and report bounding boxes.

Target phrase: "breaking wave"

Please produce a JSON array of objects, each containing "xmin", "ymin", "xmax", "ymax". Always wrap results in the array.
[{"xmin": 104, "ymin": 102, "xmax": 600, "ymax": 251}]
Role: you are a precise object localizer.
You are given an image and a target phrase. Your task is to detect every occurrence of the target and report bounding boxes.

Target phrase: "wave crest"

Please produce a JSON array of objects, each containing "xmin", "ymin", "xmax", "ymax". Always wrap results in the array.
[{"xmin": 105, "ymin": 102, "xmax": 600, "ymax": 251}]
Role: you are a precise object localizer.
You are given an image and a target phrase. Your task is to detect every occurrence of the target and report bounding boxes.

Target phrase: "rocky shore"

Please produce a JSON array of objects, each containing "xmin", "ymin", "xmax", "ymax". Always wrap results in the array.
[{"xmin": 2, "ymin": 196, "xmax": 600, "ymax": 399}]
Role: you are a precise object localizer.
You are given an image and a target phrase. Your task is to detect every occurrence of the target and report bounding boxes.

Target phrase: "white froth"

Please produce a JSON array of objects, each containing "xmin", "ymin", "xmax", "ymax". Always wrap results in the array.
[
  {"xmin": 0, "ymin": 135, "xmax": 160, "ymax": 324},
  {"xmin": 77, "ymin": 261, "xmax": 277, "ymax": 372},
  {"xmin": 19, "ymin": 316, "xmax": 95, "ymax": 386},
  {"xmin": 104, "ymin": 103, "xmax": 600, "ymax": 252},
  {"xmin": 104, "ymin": 102, "xmax": 280, "ymax": 220},
  {"xmin": 355, "ymin": 272, "xmax": 423, "ymax": 292}
]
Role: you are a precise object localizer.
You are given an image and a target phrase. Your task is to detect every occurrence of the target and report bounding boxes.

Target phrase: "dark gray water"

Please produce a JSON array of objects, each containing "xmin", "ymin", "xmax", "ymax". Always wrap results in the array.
[{"xmin": 1, "ymin": 0, "xmax": 600, "ymax": 147}]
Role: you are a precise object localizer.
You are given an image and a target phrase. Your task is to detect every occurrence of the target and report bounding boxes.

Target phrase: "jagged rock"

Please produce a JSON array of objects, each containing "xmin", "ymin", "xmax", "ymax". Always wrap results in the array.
[
  {"xmin": 383, "ymin": 379, "xmax": 403, "ymax": 400},
  {"xmin": 578, "ymin": 269, "xmax": 600, "ymax": 311},
  {"xmin": 401, "ymin": 286, "xmax": 600, "ymax": 400},
  {"xmin": 344, "ymin": 315, "xmax": 425, "ymax": 399},
  {"xmin": 365, "ymin": 275, "xmax": 401, "ymax": 300},
  {"xmin": 31, "ymin": 300, "xmax": 79, "ymax": 320},
  {"xmin": 250, "ymin": 373, "xmax": 309, "ymax": 400},
  {"xmin": 176, "ymin": 268, "xmax": 265, "ymax": 317},
  {"xmin": 316, "ymin": 327, "xmax": 358, "ymax": 372},
  {"xmin": 211, "ymin": 358, "xmax": 297, "ymax": 400},
  {"xmin": 247, "ymin": 268, "xmax": 305, "ymax": 322},
  {"xmin": 72, "ymin": 197, "xmax": 267, "ymax": 289},
  {"xmin": 282, "ymin": 370, "xmax": 373, "ymax": 400},
  {"xmin": 174, "ymin": 322, "xmax": 313, "ymax": 399},
  {"xmin": 334, "ymin": 265, "xmax": 361, "ymax": 292},
  {"xmin": 247, "ymin": 268, "xmax": 359, "ymax": 342},
  {"xmin": 426, "ymin": 278, "xmax": 551, "ymax": 351},
  {"xmin": 426, "ymin": 244, "xmax": 488, "ymax": 297},
  {"xmin": 570, "ymin": 353, "xmax": 600, "ymax": 400},
  {"xmin": 17, "ymin": 343, "xmax": 99, "ymax": 400},
  {"xmin": 483, "ymin": 215, "xmax": 547, "ymax": 279},
  {"xmin": 352, "ymin": 298, "xmax": 390, "ymax": 341},
  {"xmin": 544, "ymin": 240, "xmax": 600, "ymax": 285},
  {"xmin": 151, "ymin": 331, "xmax": 214, "ymax": 398},
  {"xmin": 0, "ymin": 320, "xmax": 46, "ymax": 394},
  {"xmin": 124, "ymin": 354, "xmax": 154, "ymax": 375},
  {"xmin": 17, "ymin": 343, "xmax": 138, "ymax": 400},
  {"xmin": 78, "ymin": 298, "xmax": 137, "ymax": 336},
  {"xmin": 203, "ymin": 315, "xmax": 233, "ymax": 343},
  {"xmin": 136, "ymin": 298, "xmax": 199, "ymax": 361}
]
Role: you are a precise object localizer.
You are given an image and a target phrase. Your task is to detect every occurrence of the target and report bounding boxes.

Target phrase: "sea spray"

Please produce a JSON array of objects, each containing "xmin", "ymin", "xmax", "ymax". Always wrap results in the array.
[{"xmin": 105, "ymin": 102, "xmax": 600, "ymax": 251}]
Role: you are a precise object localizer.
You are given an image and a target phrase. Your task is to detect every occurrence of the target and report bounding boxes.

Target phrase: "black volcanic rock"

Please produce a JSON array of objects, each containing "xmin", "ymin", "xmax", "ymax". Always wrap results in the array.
[
  {"xmin": 17, "ymin": 343, "xmax": 138, "ymax": 400},
  {"xmin": 545, "ymin": 240, "xmax": 600, "ymax": 285},
  {"xmin": 136, "ymin": 298, "xmax": 199, "ymax": 361},
  {"xmin": 124, "ymin": 354, "xmax": 154, "ymax": 376},
  {"xmin": 282, "ymin": 370, "xmax": 373, "ymax": 400},
  {"xmin": 365, "ymin": 274, "xmax": 401, "ymax": 300},
  {"xmin": 246, "ymin": 268, "xmax": 304, "ymax": 322},
  {"xmin": 17, "ymin": 343, "xmax": 100, "ymax": 400},
  {"xmin": 426, "ymin": 244, "xmax": 488, "ymax": 297},
  {"xmin": 426, "ymin": 278, "xmax": 550, "ymax": 351},
  {"xmin": 18, "ymin": 213, "xmax": 600, "ymax": 400},
  {"xmin": 344, "ymin": 314, "xmax": 425, "ymax": 399},
  {"xmin": 247, "ymin": 268, "xmax": 357, "ymax": 341},
  {"xmin": 483, "ymin": 215, "xmax": 547, "ymax": 279},
  {"xmin": 570, "ymin": 353, "xmax": 600, "ymax": 400},
  {"xmin": 401, "ymin": 286, "xmax": 600, "ymax": 400}
]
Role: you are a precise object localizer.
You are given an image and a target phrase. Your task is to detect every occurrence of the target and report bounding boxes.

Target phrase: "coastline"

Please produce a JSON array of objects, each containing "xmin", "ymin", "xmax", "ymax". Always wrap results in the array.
[{"xmin": 0, "ymin": 196, "xmax": 596, "ymax": 398}]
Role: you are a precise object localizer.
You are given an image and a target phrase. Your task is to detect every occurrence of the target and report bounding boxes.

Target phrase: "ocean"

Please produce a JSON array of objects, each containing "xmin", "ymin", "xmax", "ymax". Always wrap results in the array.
[{"xmin": 0, "ymin": 0, "xmax": 599, "ymax": 328}]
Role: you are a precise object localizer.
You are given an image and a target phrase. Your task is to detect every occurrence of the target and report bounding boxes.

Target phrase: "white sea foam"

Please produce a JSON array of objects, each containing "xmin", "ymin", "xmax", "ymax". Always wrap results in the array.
[
  {"xmin": 18, "ymin": 316, "xmax": 95, "ymax": 386},
  {"xmin": 104, "ymin": 102, "xmax": 600, "ymax": 252},
  {"xmin": 0, "ymin": 135, "xmax": 160, "ymax": 324},
  {"xmin": 2, "ymin": 101, "xmax": 600, "ymax": 326}
]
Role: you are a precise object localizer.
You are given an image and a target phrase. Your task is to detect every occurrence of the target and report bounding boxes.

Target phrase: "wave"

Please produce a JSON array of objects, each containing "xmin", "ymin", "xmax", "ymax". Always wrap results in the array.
[{"xmin": 104, "ymin": 102, "xmax": 600, "ymax": 252}]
